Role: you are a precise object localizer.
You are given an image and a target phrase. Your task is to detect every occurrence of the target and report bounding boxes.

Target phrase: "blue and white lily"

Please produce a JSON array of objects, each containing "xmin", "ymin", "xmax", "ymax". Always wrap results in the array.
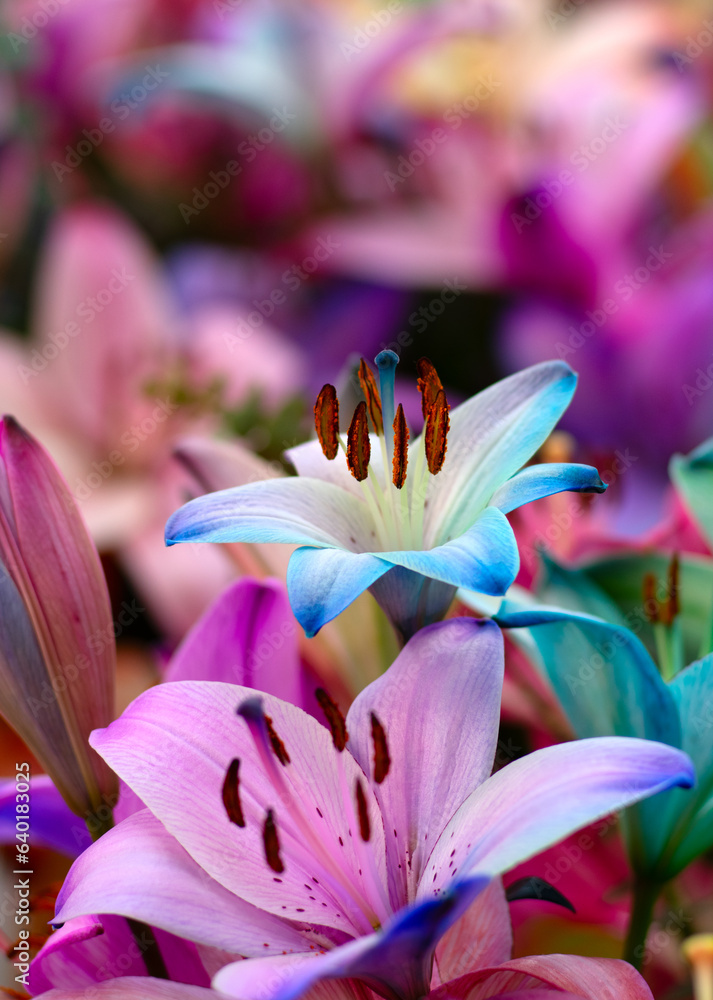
[{"xmin": 166, "ymin": 356, "xmax": 606, "ymax": 640}]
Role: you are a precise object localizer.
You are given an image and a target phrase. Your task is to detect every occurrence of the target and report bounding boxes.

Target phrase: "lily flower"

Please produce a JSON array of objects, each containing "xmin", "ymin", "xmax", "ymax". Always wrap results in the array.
[
  {"xmin": 166, "ymin": 355, "xmax": 607, "ymax": 640},
  {"xmin": 0, "ymin": 416, "xmax": 116, "ymax": 822},
  {"xmin": 51, "ymin": 619, "xmax": 692, "ymax": 1000},
  {"xmin": 493, "ymin": 552, "xmax": 713, "ymax": 966}
]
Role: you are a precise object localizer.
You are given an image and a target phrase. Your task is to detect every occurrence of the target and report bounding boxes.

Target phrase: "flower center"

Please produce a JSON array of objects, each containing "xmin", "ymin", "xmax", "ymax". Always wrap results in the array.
[
  {"xmin": 221, "ymin": 694, "xmax": 392, "ymax": 935},
  {"xmin": 313, "ymin": 352, "xmax": 451, "ymax": 551}
]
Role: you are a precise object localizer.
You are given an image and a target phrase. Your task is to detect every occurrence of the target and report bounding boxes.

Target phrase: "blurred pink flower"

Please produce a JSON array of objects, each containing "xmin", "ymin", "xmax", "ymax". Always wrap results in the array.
[{"xmin": 0, "ymin": 200, "xmax": 302, "ymax": 639}]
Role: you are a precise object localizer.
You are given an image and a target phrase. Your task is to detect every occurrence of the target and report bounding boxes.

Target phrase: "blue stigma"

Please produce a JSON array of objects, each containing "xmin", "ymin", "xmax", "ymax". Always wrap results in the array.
[{"xmin": 375, "ymin": 350, "xmax": 399, "ymax": 463}]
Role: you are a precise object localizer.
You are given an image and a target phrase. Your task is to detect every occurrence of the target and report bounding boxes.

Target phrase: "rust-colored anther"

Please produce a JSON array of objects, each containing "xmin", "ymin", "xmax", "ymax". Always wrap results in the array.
[
  {"xmin": 347, "ymin": 401, "xmax": 371, "ymax": 482},
  {"xmin": 643, "ymin": 573, "xmax": 660, "ymax": 624},
  {"xmin": 315, "ymin": 688, "xmax": 348, "ymax": 752},
  {"xmin": 424, "ymin": 388, "xmax": 449, "ymax": 475},
  {"xmin": 355, "ymin": 778, "xmax": 371, "ymax": 842},
  {"xmin": 263, "ymin": 809, "xmax": 285, "ymax": 873},
  {"xmin": 662, "ymin": 552, "xmax": 680, "ymax": 627},
  {"xmin": 371, "ymin": 712, "xmax": 390, "ymax": 784},
  {"xmin": 416, "ymin": 358, "xmax": 444, "ymax": 419},
  {"xmin": 265, "ymin": 715, "xmax": 291, "ymax": 765},
  {"xmin": 359, "ymin": 359, "xmax": 383, "ymax": 435},
  {"xmin": 392, "ymin": 404, "xmax": 409, "ymax": 489},
  {"xmin": 314, "ymin": 384, "xmax": 340, "ymax": 460},
  {"xmin": 222, "ymin": 758, "xmax": 246, "ymax": 827}
]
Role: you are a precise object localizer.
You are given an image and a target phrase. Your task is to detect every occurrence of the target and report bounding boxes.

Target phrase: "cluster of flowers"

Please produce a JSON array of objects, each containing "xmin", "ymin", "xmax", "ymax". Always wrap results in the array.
[
  {"xmin": 3, "ymin": 349, "xmax": 713, "ymax": 1000},
  {"xmin": 3, "ymin": 0, "xmax": 713, "ymax": 496}
]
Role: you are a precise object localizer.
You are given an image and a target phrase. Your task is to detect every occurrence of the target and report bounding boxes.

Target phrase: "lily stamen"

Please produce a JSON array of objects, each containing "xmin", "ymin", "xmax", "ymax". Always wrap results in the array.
[
  {"xmin": 416, "ymin": 357, "xmax": 445, "ymax": 418},
  {"xmin": 236, "ymin": 696, "xmax": 386, "ymax": 933},
  {"xmin": 358, "ymin": 359, "xmax": 383, "ymax": 435},
  {"xmin": 316, "ymin": 688, "xmax": 349, "ymax": 752},
  {"xmin": 314, "ymin": 384, "xmax": 340, "ymax": 461},
  {"xmin": 346, "ymin": 402, "xmax": 371, "ymax": 482},
  {"xmin": 424, "ymin": 389, "xmax": 449, "ymax": 476},
  {"xmin": 222, "ymin": 758, "xmax": 246, "ymax": 827},
  {"xmin": 370, "ymin": 713, "xmax": 390, "ymax": 784},
  {"xmin": 262, "ymin": 809, "xmax": 285, "ymax": 874},
  {"xmin": 265, "ymin": 715, "xmax": 290, "ymax": 766},
  {"xmin": 641, "ymin": 555, "xmax": 684, "ymax": 681},
  {"xmin": 392, "ymin": 404, "xmax": 409, "ymax": 490},
  {"xmin": 355, "ymin": 780, "xmax": 371, "ymax": 842},
  {"xmin": 311, "ymin": 353, "xmax": 453, "ymax": 554}
]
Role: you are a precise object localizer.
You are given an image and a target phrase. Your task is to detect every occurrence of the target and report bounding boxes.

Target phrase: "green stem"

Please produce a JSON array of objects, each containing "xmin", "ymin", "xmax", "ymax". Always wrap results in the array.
[{"xmin": 623, "ymin": 877, "xmax": 662, "ymax": 971}]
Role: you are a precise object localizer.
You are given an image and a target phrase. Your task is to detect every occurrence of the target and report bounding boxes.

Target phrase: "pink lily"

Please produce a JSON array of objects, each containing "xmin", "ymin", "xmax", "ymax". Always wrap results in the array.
[{"xmin": 50, "ymin": 619, "xmax": 691, "ymax": 999}]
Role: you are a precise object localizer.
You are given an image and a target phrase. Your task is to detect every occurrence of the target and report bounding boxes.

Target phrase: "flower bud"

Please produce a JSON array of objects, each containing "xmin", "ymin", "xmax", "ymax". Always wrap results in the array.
[{"xmin": 0, "ymin": 417, "xmax": 117, "ymax": 822}]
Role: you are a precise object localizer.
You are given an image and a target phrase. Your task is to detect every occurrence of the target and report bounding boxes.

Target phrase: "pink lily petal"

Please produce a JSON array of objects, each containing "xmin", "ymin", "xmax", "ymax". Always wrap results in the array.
[
  {"xmin": 89, "ymin": 682, "xmax": 388, "ymax": 937},
  {"xmin": 0, "ymin": 417, "xmax": 116, "ymax": 816},
  {"xmin": 213, "ymin": 877, "xmax": 490, "ymax": 1000},
  {"xmin": 435, "ymin": 955, "xmax": 653, "ymax": 999},
  {"xmin": 29, "ymin": 913, "xmax": 210, "ymax": 993},
  {"xmin": 213, "ymin": 950, "xmax": 370, "ymax": 1000},
  {"xmin": 54, "ymin": 809, "xmax": 312, "ymax": 956},
  {"xmin": 419, "ymin": 738, "xmax": 693, "ymax": 900},
  {"xmin": 165, "ymin": 579, "xmax": 303, "ymax": 708},
  {"xmin": 461, "ymin": 993, "xmax": 583, "ymax": 999},
  {"xmin": 346, "ymin": 618, "xmax": 503, "ymax": 904},
  {"xmin": 39, "ymin": 980, "xmax": 219, "ymax": 999},
  {"xmin": 431, "ymin": 880, "xmax": 512, "ymax": 987}
]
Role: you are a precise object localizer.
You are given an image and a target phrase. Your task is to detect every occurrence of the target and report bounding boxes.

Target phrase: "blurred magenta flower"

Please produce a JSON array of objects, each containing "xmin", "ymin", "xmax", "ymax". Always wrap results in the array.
[
  {"xmin": 496, "ymin": 25, "xmax": 711, "ymax": 498},
  {"xmin": 0, "ymin": 416, "xmax": 116, "ymax": 820},
  {"xmin": 166, "ymin": 357, "xmax": 605, "ymax": 639},
  {"xmin": 51, "ymin": 618, "xmax": 691, "ymax": 999}
]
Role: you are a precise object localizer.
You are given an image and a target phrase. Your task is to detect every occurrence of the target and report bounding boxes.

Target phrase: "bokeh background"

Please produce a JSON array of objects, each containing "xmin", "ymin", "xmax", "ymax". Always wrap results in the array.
[{"xmin": 2, "ymin": 0, "xmax": 713, "ymax": 992}]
